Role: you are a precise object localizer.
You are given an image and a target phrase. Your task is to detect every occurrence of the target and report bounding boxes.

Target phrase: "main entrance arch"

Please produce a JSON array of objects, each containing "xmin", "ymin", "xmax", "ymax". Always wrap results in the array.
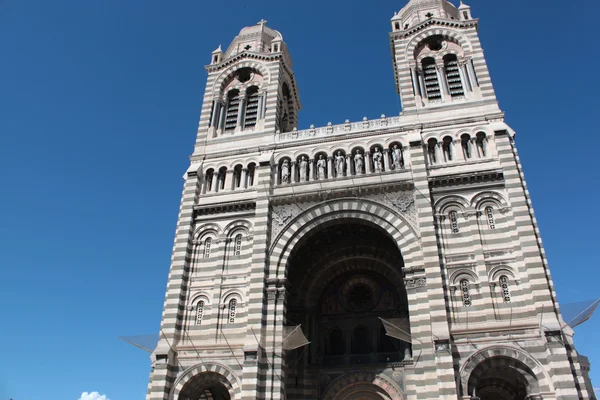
[{"xmin": 270, "ymin": 199, "xmax": 419, "ymax": 399}]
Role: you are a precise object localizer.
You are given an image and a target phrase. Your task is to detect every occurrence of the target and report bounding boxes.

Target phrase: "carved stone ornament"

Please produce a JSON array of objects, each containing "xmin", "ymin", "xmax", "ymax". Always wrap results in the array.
[
  {"xmin": 405, "ymin": 277, "xmax": 427, "ymax": 289},
  {"xmin": 267, "ymin": 290, "xmax": 278, "ymax": 300},
  {"xmin": 272, "ymin": 206, "xmax": 293, "ymax": 226},
  {"xmin": 392, "ymin": 193, "xmax": 414, "ymax": 212}
]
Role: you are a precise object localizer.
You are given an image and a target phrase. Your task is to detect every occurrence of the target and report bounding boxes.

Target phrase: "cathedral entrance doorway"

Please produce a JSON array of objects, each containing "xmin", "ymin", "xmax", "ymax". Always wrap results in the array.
[
  {"xmin": 283, "ymin": 219, "xmax": 410, "ymax": 398},
  {"xmin": 177, "ymin": 372, "xmax": 233, "ymax": 400}
]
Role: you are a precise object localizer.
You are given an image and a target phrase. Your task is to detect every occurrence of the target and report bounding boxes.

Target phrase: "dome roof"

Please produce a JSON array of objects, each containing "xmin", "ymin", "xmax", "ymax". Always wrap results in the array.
[
  {"xmin": 224, "ymin": 20, "xmax": 284, "ymax": 58},
  {"xmin": 393, "ymin": 0, "xmax": 459, "ymax": 23}
]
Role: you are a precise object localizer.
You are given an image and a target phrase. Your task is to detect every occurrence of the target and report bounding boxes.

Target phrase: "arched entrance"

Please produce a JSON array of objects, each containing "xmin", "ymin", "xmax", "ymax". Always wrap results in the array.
[
  {"xmin": 283, "ymin": 219, "xmax": 410, "ymax": 398},
  {"xmin": 177, "ymin": 372, "xmax": 232, "ymax": 400}
]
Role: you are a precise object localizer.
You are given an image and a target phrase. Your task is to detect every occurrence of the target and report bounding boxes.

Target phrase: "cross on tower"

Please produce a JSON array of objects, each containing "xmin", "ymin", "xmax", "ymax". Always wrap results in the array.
[{"xmin": 257, "ymin": 19, "xmax": 268, "ymax": 26}]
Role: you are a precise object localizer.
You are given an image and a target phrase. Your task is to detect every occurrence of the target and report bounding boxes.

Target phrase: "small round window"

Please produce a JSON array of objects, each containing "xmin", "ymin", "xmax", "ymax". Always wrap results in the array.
[{"xmin": 237, "ymin": 68, "xmax": 252, "ymax": 83}]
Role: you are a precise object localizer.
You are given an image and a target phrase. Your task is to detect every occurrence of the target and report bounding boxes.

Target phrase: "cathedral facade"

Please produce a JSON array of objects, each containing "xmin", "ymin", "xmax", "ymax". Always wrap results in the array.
[{"xmin": 146, "ymin": 1, "xmax": 593, "ymax": 399}]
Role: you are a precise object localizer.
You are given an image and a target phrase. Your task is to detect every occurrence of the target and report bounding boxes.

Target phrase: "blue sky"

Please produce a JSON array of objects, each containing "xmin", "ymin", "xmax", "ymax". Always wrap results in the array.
[{"xmin": 0, "ymin": 0, "xmax": 598, "ymax": 399}]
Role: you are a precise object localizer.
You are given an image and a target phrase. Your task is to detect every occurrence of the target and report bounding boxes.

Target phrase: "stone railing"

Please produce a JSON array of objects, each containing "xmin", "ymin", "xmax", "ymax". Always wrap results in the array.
[{"xmin": 276, "ymin": 115, "xmax": 404, "ymax": 142}]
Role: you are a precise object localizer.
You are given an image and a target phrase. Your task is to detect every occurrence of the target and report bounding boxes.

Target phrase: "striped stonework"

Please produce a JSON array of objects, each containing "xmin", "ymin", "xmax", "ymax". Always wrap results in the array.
[{"xmin": 146, "ymin": 3, "xmax": 591, "ymax": 400}]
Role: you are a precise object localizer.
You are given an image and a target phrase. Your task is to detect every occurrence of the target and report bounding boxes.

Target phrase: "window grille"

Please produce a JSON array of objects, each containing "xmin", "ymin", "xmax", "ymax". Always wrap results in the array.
[
  {"xmin": 422, "ymin": 58, "xmax": 441, "ymax": 101},
  {"xmin": 485, "ymin": 207, "xmax": 496, "ymax": 230},
  {"xmin": 196, "ymin": 301, "xmax": 205, "ymax": 325},
  {"xmin": 234, "ymin": 234, "xmax": 242, "ymax": 256},
  {"xmin": 224, "ymin": 91, "xmax": 240, "ymax": 131},
  {"xmin": 228, "ymin": 299, "xmax": 237, "ymax": 323},
  {"xmin": 500, "ymin": 276, "xmax": 511, "ymax": 303},
  {"xmin": 449, "ymin": 211, "xmax": 460, "ymax": 233},
  {"xmin": 444, "ymin": 55, "xmax": 464, "ymax": 97},
  {"xmin": 203, "ymin": 238, "xmax": 212, "ymax": 258},
  {"xmin": 460, "ymin": 280, "xmax": 472, "ymax": 306},
  {"xmin": 244, "ymin": 88, "xmax": 259, "ymax": 128}
]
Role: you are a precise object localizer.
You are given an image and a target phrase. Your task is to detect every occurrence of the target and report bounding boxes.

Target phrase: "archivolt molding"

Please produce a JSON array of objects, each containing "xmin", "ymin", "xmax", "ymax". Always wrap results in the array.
[
  {"xmin": 211, "ymin": 61, "xmax": 271, "ymax": 98},
  {"xmin": 194, "ymin": 223, "xmax": 222, "ymax": 242},
  {"xmin": 470, "ymin": 191, "xmax": 509, "ymax": 210},
  {"xmin": 223, "ymin": 219, "xmax": 252, "ymax": 239},
  {"xmin": 170, "ymin": 362, "xmax": 241, "ymax": 400},
  {"xmin": 405, "ymin": 27, "xmax": 473, "ymax": 58},
  {"xmin": 449, "ymin": 269, "xmax": 478, "ymax": 285},
  {"xmin": 268, "ymin": 196, "xmax": 421, "ymax": 280},
  {"xmin": 488, "ymin": 265, "xmax": 516, "ymax": 282},
  {"xmin": 459, "ymin": 345, "xmax": 554, "ymax": 397},
  {"xmin": 434, "ymin": 195, "xmax": 470, "ymax": 214},
  {"xmin": 270, "ymin": 191, "xmax": 418, "ymax": 244},
  {"xmin": 322, "ymin": 371, "xmax": 405, "ymax": 400}
]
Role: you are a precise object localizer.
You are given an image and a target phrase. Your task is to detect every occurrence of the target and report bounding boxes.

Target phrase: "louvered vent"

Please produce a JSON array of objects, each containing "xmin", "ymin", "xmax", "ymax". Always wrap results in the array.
[
  {"xmin": 422, "ymin": 59, "xmax": 441, "ymax": 101},
  {"xmin": 244, "ymin": 89, "xmax": 259, "ymax": 128},
  {"xmin": 225, "ymin": 91, "xmax": 240, "ymax": 131},
  {"xmin": 444, "ymin": 55, "xmax": 464, "ymax": 97}
]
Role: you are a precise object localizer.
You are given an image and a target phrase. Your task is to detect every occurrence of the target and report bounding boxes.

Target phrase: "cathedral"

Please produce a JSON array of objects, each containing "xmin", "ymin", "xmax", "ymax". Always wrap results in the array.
[{"xmin": 145, "ymin": 1, "xmax": 594, "ymax": 399}]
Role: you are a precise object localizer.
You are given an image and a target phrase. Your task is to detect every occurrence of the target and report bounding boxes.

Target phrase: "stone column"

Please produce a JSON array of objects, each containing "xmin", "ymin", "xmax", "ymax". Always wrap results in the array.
[
  {"xmin": 346, "ymin": 154, "xmax": 352, "ymax": 176},
  {"xmin": 274, "ymin": 164, "xmax": 280, "ymax": 186},
  {"xmin": 449, "ymin": 142, "xmax": 457, "ymax": 162},
  {"xmin": 241, "ymin": 168, "xmax": 247, "ymax": 189},
  {"xmin": 365, "ymin": 152, "xmax": 372, "ymax": 173},
  {"xmin": 309, "ymin": 159, "xmax": 315, "ymax": 182},
  {"xmin": 459, "ymin": 62, "xmax": 472, "ymax": 92},
  {"xmin": 291, "ymin": 161, "xmax": 297, "ymax": 184},
  {"xmin": 256, "ymin": 94, "xmax": 264, "ymax": 121},
  {"xmin": 236, "ymin": 95, "xmax": 246, "ymax": 130},
  {"xmin": 436, "ymin": 64, "xmax": 448, "ymax": 102},
  {"xmin": 327, "ymin": 156, "xmax": 334, "ymax": 179},
  {"xmin": 435, "ymin": 143, "xmax": 443, "ymax": 165},
  {"xmin": 218, "ymin": 101, "xmax": 226, "ymax": 132},
  {"xmin": 211, "ymin": 173, "xmax": 218, "ymax": 192},
  {"xmin": 225, "ymin": 170, "xmax": 234, "ymax": 191},
  {"xmin": 383, "ymin": 149, "xmax": 390, "ymax": 172}
]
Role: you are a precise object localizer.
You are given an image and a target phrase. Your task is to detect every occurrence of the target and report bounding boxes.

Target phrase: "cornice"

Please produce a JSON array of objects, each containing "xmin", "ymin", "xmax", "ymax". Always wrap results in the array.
[
  {"xmin": 205, "ymin": 51, "xmax": 285, "ymax": 73},
  {"xmin": 429, "ymin": 169, "xmax": 504, "ymax": 189},
  {"xmin": 193, "ymin": 200, "xmax": 256, "ymax": 217},
  {"xmin": 389, "ymin": 17, "xmax": 479, "ymax": 41}
]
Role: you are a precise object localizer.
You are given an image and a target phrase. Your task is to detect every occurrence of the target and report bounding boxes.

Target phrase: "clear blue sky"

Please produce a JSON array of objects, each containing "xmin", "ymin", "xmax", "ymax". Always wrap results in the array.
[{"xmin": 1, "ymin": 0, "xmax": 598, "ymax": 399}]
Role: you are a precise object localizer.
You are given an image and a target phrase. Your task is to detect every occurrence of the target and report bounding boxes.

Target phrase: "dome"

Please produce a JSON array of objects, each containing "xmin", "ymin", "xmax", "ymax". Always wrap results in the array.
[
  {"xmin": 224, "ymin": 20, "xmax": 284, "ymax": 58},
  {"xmin": 393, "ymin": 0, "xmax": 459, "ymax": 24}
]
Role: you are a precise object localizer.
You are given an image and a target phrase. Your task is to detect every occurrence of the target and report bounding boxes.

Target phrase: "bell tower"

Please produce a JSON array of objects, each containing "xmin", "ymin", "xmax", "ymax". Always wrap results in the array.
[
  {"xmin": 390, "ymin": 0, "xmax": 499, "ymax": 115},
  {"xmin": 195, "ymin": 20, "xmax": 301, "ymax": 149}
]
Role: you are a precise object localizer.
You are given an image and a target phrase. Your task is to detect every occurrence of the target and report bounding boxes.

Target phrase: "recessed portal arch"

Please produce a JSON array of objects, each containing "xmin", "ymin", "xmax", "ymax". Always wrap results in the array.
[{"xmin": 171, "ymin": 363, "xmax": 240, "ymax": 400}]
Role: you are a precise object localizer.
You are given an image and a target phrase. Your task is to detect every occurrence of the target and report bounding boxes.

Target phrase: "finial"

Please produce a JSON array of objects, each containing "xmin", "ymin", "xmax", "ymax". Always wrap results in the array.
[{"xmin": 257, "ymin": 19, "xmax": 268, "ymax": 26}]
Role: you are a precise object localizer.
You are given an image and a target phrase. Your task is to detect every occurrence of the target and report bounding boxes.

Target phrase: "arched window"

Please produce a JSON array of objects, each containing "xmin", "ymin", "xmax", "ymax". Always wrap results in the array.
[
  {"xmin": 499, "ymin": 276, "xmax": 511, "ymax": 303},
  {"xmin": 228, "ymin": 299, "xmax": 237, "ymax": 323},
  {"xmin": 379, "ymin": 326, "xmax": 396, "ymax": 353},
  {"xmin": 449, "ymin": 211, "xmax": 460, "ymax": 233},
  {"xmin": 234, "ymin": 234, "xmax": 243, "ymax": 256},
  {"xmin": 422, "ymin": 58, "xmax": 441, "ymax": 101},
  {"xmin": 205, "ymin": 169, "xmax": 214, "ymax": 192},
  {"xmin": 442, "ymin": 136, "xmax": 453, "ymax": 162},
  {"xmin": 476, "ymin": 132, "xmax": 487, "ymax": 157},
  {"xmin": 444, "ymin": 54, "xmax": 464, "ymax": 98},
  {"xmin": 196, "ymin": 301, "xmax": 205, "ymax": 325},
  {"xmin": 460, "ymin": 280, "xmax": 472, "ymax": 306},
  {"xmin": 247, "ymin": 163, "xmax": 256, "ymax": 187},
  {"xmin": 233, "ymin": 164, "xmax": 243, "ymax": 189},
  {"xmin": 427, "ymin": 138, "xmax": 438, "ymax": 164},
  {"xmin": 485, "ymin": 206, "xmax": 496, "ymax": 230},
  {"xmin": 224, "ymin": 90, "xmax": 240, "ymax": 131},
  {"xmin": 243, "ymin": 86, "xmax": 259, "ymax": 129},
  {"xmin": 329, "ymin": 328, "xmax": 344, "ymax": 356},
  {"xmin": 461, "ymin": 134, "xmax": 473, "ymax": 159},
  {"xmin": 218, "ymin": 167, "xmax": 227, "ymax": 191},
  {"xmin": 203, "ymin": 238, "xmax": 212, "ymax": 258},
  {"xmin": 352, "ymin": 326, "xmax": 370, "ymax": 354}
]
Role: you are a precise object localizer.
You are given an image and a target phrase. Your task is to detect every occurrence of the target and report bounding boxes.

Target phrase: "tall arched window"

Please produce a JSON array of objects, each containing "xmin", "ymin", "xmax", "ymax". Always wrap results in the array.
[
  {"xmin": 203, "ymin": 238, "xmax": 212, "ymax": 258},
  {"xmin": 442, "ymin": 136, "xmax": 453, "ymax": 162},
  {"xmin": 329, "ymin": 328, "xmax": 344, "ymax": 356},
  {"xmin": 460, "ymin": 280, "xmax": 472, "ymax": 306},
  {"xmin": 427, "ymin": 138, "xmax": 438, "ymax": 164},
  {"xmin": 234, "ymin": 234, "xmax": 242, "ymax": 256},
  {"xmin": 247, "ymin": 163, "xmax": 256, "ymax": 187},
  {"xmin": 449, "ymin": 211, "xmax": 460, "ymax": 233},
  {"xmin": 352, "ymin": 326, "xmax": 370, "ymax": 354},
  {"xmin": 499, "ymin": 276, "xmax": 511, "ymax": 303},
  {"xmin": 461, "ymin": 134, "xmax": 473, "ymax": 159},
  {"xmin": 224, "ymin": 90, "xmax": 240, "ymax": 131},
  {"xmin": 476, "ymin": 132, "xmax": 487, "ymax": 157},
  {"xmin": 243, "ymin": 87, "xmax": 259, "ymax": 129},
  {"xmin": 444, "ymin": 54, "xmax": 464, "ymax": 97},
  {"xmin": 204, "ymin": 169, "xmax": 214, "ymax": 192},
  {"xmin": 196, "ymin": 301, "xmax": 205, "ymax": 325},
  {"xmin": 228, "ymin": 299, "xmax": 237, "ymax": 323},
  {"xmin": 485, "ymin": 206, "xmax": 496, "ymax": 230},
  {"xmin": 422, "ymin": 58, "xmax": 441, "ymax": 101}
]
